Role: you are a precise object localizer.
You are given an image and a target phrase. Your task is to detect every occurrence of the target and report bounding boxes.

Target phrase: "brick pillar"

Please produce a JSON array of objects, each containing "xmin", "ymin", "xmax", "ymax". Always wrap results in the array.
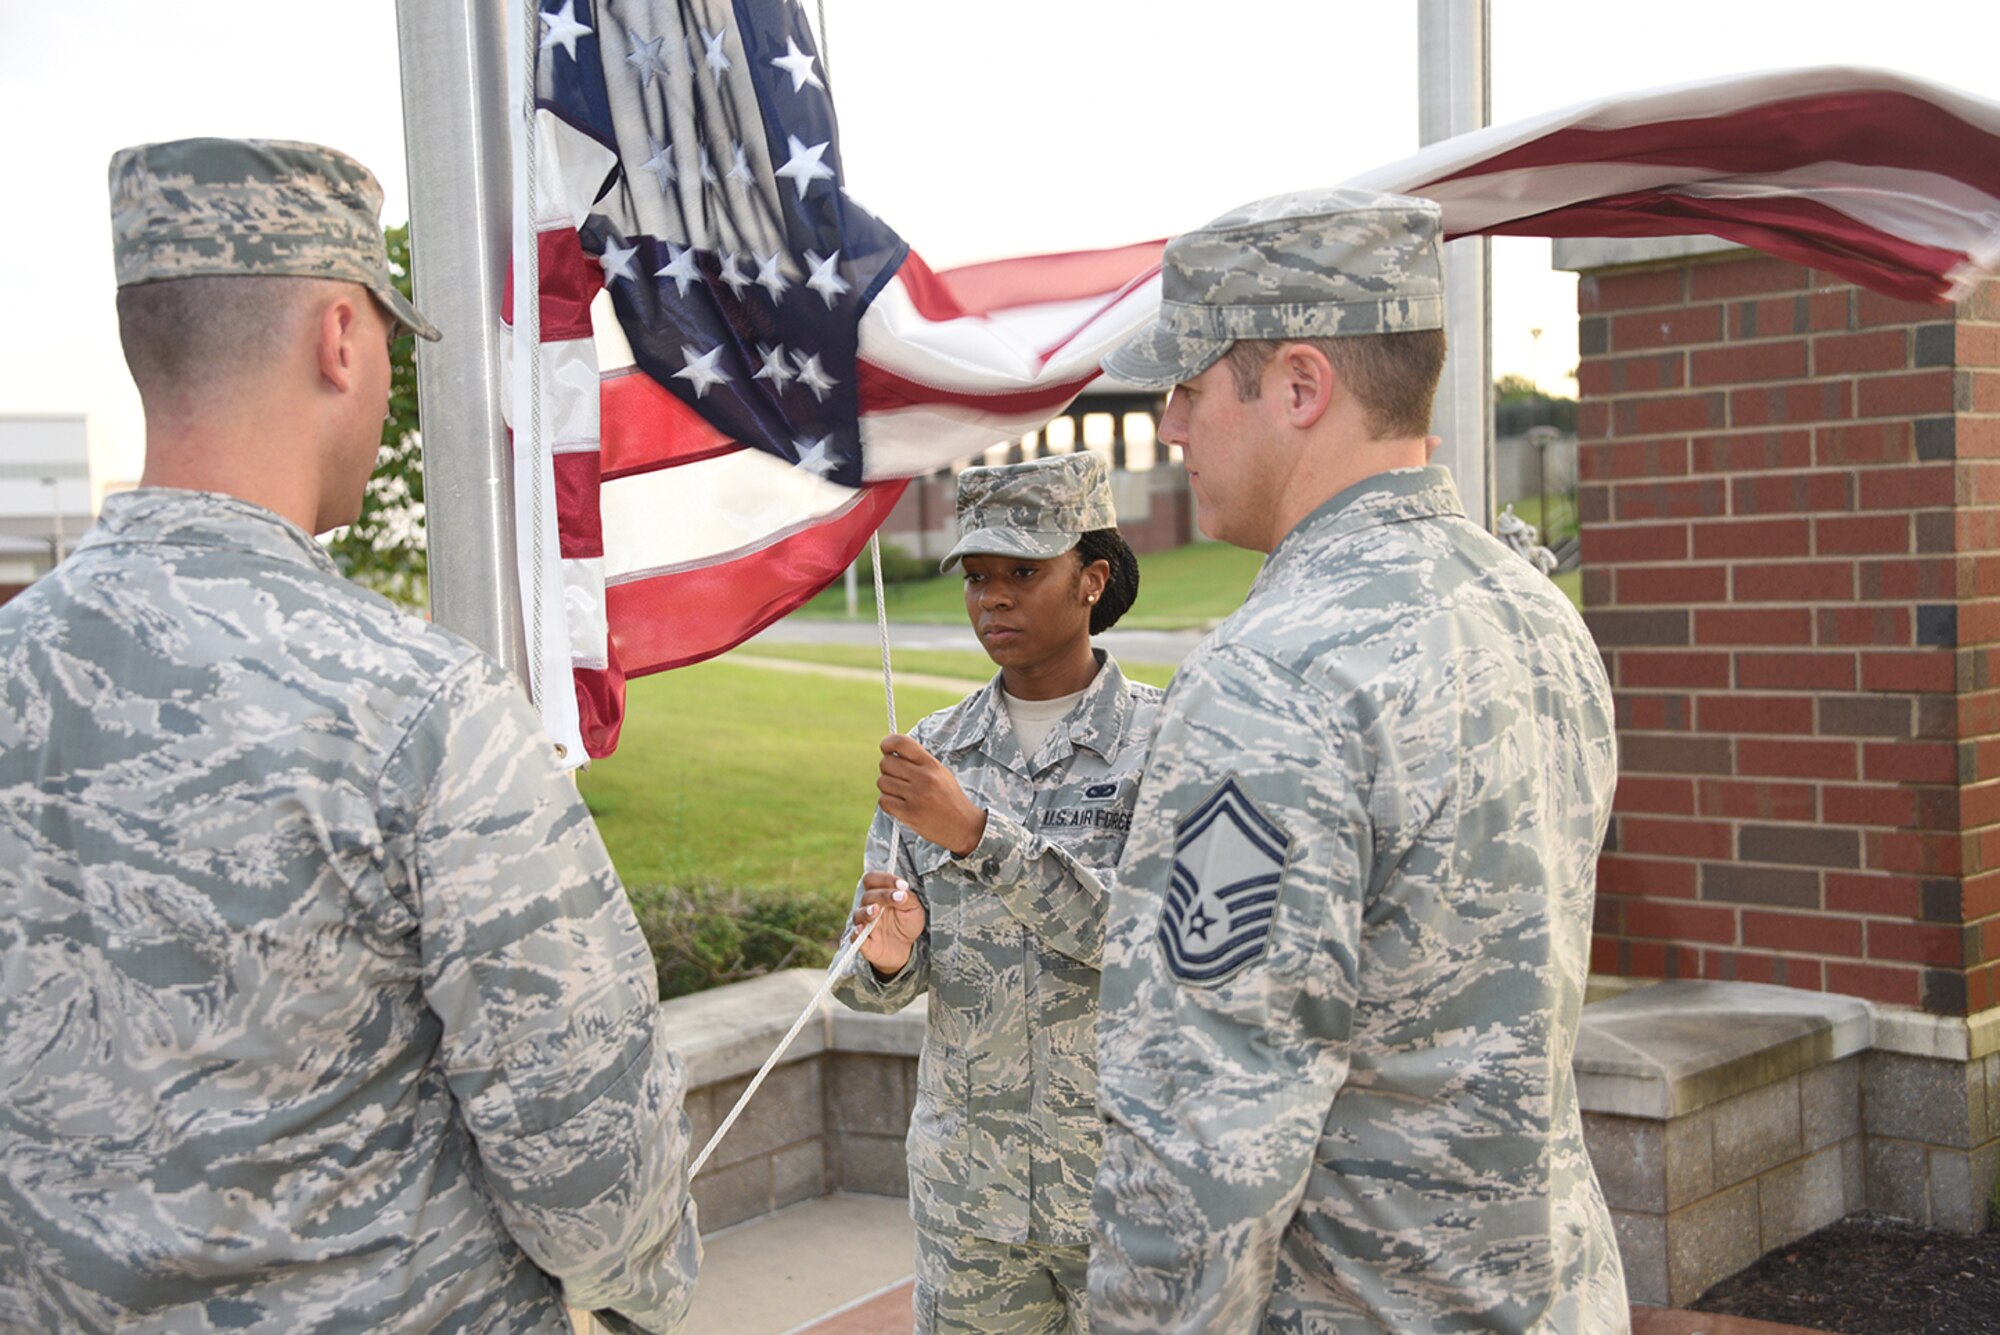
[{"xmin": 1566, "ymin": 241, "xmax": 2000, "ymax": 1018}]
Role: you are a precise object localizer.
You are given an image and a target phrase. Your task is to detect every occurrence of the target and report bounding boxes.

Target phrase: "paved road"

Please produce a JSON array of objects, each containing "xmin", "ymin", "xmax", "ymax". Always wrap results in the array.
[{"xmin": 748, "ymin": 618, "xmax": 1209, "ymax": 666}]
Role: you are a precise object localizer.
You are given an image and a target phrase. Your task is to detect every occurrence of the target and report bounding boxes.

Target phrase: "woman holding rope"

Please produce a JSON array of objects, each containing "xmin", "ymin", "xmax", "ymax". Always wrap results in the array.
[{"xmin": 832, "ymin": 452, "xmax": 1162, "ymax": 1335}]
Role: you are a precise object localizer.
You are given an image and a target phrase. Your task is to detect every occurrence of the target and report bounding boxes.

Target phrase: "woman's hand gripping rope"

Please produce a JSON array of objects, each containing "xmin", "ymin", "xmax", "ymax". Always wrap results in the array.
[{"xmin": 851, "ymin": 872, "xmax": 927, "ymax": 977}]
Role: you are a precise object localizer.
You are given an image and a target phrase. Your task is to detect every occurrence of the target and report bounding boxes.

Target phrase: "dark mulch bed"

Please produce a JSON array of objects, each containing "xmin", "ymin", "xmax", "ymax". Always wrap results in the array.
[{"xmin": 1691, "ymin": 1213, "xmax": 2000, "ymax": 1334}]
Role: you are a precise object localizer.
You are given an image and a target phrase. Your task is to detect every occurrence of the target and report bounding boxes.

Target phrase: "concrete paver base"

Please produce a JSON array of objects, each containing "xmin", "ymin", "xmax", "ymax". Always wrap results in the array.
[
  {"xmin": 684, "ymin": 1192, "xmax": 915, "ymax": 1335},
  {"xmin": 789, "ymin": 1294, "xmax": 1841, "ymax": 1335},
  {"xmin": 1631, "ymin": 1306, "xmax": 1842, "ymax": 1335},
  {"xmin": 648, "ymin": 1189, "xmax": 1846, "ymax": 1335},
  {"xmin": 788, "ymin": 1280, "xmax": 915, "ymax": 1335}
]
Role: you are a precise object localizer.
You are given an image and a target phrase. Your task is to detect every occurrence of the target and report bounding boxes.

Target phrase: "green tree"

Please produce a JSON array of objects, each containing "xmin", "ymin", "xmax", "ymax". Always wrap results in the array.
[
  {"xmin": 1494, "ymin": 371, "xmax": 1541, "ymax": 402},
  {"xmin": 326, "ymin": 223, "xmax": 425, "ymax": 605}
]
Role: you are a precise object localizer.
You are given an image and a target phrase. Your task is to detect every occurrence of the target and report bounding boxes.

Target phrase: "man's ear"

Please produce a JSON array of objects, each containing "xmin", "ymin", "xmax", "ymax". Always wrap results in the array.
[
  {"xmin": 316, "ymin": 294, "xmax": 359, "ymax": 392},
  {"xmin": 1276, "ymin": 342, "xmax": 1335, "ymax": 429}
]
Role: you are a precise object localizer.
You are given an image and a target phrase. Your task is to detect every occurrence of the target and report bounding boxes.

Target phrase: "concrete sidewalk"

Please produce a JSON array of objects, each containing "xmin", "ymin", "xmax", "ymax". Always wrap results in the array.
[
  {"xmin": 730, "ymin": 655, "xmax": 987, "ymax": 695},
  {"xmin": 749, "ymin": 619, "xmax": 1207, "ymax": 667}
]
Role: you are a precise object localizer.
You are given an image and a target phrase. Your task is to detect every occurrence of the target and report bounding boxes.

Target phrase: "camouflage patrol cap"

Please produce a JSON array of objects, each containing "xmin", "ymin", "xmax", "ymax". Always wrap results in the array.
[
  {"xmin": 109, "ymin": 137, "xmax": 440, "ymax": 342},
  {"xmin": 1103, "ymin": 187, "xmax": 1443, "ymax": 390},
  {"xmin": 941, "ymin": 452, "xmax": 1117, "ymax": 573}
]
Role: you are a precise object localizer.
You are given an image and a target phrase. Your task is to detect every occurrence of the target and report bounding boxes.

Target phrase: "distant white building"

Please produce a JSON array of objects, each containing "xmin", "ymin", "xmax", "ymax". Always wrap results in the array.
[{"xmin": 0, "ymin": 415, "xmax": 94, "ymax": 587}]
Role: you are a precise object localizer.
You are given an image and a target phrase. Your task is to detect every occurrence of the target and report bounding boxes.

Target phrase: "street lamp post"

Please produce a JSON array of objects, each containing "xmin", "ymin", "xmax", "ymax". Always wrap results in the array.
[
  {"xmin": 41, "ymin": 476, "xmax": 66, "ymax": 567},
  {"xmin": 1527, "ymin": 425, "xmax": 1558, "ymax": 542},
  {"xmin": 1418, "ymin": 0, "xmax": 1492, "ymax": 527}
]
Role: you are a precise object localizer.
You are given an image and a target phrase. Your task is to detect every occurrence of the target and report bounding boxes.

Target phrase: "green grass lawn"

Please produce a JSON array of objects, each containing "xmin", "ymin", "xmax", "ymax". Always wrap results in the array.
[
  {"xmin": 588, "ymin": 493, "xmax": 1585, "ymax": 994},
  {"xmin": 795, "ymin": 539, "xmax": 1267, "ymax": 628},
  {"xmin": 578, "ymin": 660, "xmax": 965, "ymax": 897},
  {"xmin": 1503, "ymin": 491, "xmax": 1580, "ymax": 545},
  {"xmin": 583, "ymin": 647, "xmax": 1177, "ymax": 906},
  {"xmin": 587, "ymin": 557, "xmax": 1583, "ymax": 991},
  {"xmin": 587, "ymin": 513, "xmax": 1583, "ymax": 898}
]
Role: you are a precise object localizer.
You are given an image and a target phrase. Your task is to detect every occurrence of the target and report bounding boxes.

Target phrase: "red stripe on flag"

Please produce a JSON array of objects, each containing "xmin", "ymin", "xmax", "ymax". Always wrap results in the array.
[
  {"xmin": 892, "ymin": 242, "xmax": 1165, "ymax": 323},
  {"xmin": 1477, "ymin": 189, "xmax": 1967, "ymax": 303},
  {"xmin": 574, "ymin": 661, "xmax": 627, "ymax": 759},
  {"xmin": 600, "ymin": 369, "xmax": 743, "ymax": 479},
  {"xmin": 1422, "ymin": 91, "xmax": 2000, "ymax": 196},
  {"xmin": 605, "ymin": 479, "xmax": 909, "ymax": 679},
  {"xmin": 552, "ymin": 451, "xmax": 603, "ymax": 559},
  {"xmin": 504, "ymin": 228, "xmax": 602, "ymax": 340},
  {"xmin": 855, "ymin": 359, "xmax": 1100, "ymax": 416}
]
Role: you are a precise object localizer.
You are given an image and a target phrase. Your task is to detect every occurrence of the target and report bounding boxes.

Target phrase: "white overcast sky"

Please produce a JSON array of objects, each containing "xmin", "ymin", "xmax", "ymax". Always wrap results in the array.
[{"xmin": 0, "ymin": 0, "xmax": 1991, "ymax": 487}]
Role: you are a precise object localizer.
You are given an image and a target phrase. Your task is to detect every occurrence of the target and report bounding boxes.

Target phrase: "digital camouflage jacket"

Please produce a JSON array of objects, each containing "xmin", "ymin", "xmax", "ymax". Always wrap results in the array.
[
  {"xmin": 0, "ymin": 491, "xmax": 698, "ymax": 1334},
  {"xmin": 835, "ymin": 654, "xmax": 1162, "ymax": 1249},
  {"xmin": 1090, "ymin": 468, "xmax": 1629, "ymax": 1334}
]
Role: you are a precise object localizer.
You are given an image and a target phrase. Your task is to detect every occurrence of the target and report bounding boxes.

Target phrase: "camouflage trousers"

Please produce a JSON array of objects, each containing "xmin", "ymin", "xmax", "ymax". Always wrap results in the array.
[{"xmin": 914, "ymin": 1228, "xmax": 1088, "ymax": 1335}]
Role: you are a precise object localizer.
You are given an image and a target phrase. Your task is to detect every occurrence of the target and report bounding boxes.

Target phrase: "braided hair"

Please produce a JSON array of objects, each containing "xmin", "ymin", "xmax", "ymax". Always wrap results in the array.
[{"xmin": 1074, "ymin": 528, "xmax": 1140, "ymax": 635}]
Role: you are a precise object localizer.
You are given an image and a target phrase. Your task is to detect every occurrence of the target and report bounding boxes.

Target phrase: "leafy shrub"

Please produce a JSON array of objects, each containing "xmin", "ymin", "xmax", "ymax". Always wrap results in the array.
[{"xmin": 627, "ymin": 882, "xmax": 849, "ymax": 1000}]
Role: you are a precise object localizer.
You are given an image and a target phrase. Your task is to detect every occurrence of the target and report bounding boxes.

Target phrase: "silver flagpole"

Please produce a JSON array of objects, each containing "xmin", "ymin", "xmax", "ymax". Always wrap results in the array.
[
  {"xmin": 394, "ymin": 0, "xmax": 530, "ymax": 682},
  {"xmin": 1418, "ymin": 0, "xmax": 1493, "ymax": 529}
]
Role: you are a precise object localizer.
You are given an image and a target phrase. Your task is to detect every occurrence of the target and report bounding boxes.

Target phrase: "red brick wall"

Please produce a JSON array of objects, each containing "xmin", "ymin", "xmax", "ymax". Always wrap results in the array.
[{"xmin": 1578, "ymin": 252, "xmax": 2000, "ymax": 1016}]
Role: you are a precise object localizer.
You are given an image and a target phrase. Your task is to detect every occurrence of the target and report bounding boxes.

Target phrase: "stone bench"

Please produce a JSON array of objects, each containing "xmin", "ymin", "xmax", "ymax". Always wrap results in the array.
[
  {"xmin": 664, "ymin": 972, "xmax": 2000, "ymax": 1306},
  {"xmin": 664, "ymin": 972, "xmax": 928, "ymax": 1232},
  {"xmin": 1578, "ymin": 980, "xmax": 1998, "ymax": 1306}
]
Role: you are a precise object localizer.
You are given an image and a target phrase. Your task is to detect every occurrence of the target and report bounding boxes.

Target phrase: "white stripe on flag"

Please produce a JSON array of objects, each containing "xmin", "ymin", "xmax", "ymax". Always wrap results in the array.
[
  {"xmin": 1411, "ymin": 162, "xmax": 1726, "ymax": 232},
  {"xmin": 1677, "ymin": 166, "xmax": 2000, "ymax": 266},
  {"xmin": 857, "ymin": 274, "xmax": 1163, "ymax": 388},
  {"xmin": 859, "ymin": 401, "xmax": 1103, "ymax": 483},
  {"xmin": 591, "ymin": 287, "xmax": 638, "ymax": 376},
  {"xmin": 600, "ymin": 448, "xmax": 863, "ymax": 582},
  {"xmin": 564, "ymin": 556, "xmax": 609, "ymax": 671}
]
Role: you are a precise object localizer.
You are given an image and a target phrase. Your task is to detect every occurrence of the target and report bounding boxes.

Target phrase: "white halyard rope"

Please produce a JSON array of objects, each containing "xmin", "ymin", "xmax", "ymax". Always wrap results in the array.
[
  {"xmin": 573, "ymin": 11, "xmax": 909, "ymax": 1326},
  {"xmin": 687, "ymin": 913, "xmax": 878, "ymax": 1180},
  {"xmin": 683, "ymin": 7, "xmax": 911, "ymax": 1185},
  {"xmin": 521, "ymin": 0, "xmax": 549, "ymax": 713}
]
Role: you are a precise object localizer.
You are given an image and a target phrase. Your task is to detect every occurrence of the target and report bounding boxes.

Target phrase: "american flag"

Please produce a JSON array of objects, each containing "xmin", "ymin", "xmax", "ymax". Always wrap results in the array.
[
  {"xmin": 1361, "ymin": 66, "xmax": 2000, "ymax": 305},
  {"xmin": 509, "ymin": 0, "xmax": 1161, "ymax": 758},
  {"xmin": 509, "ymin": 2, "xmax": 2000, "ymax": 760}
]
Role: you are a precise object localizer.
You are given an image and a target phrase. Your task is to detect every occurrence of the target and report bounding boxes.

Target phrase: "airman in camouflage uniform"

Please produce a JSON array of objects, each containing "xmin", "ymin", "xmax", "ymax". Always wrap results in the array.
[
  {"xmin": 0, "ymin": 139, "xmax": 697, "ymax": 1333},
  {"xmin": 1087, "ymin": 190, "xmax": 1630, "ymax": 1333},
  {"xmin": 834, "ymin": 454, "xmax": 1163, "ymax": 1334}
]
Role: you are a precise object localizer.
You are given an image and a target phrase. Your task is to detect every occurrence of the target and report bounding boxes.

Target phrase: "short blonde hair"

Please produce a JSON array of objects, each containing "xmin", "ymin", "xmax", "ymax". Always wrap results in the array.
[{"xmin": 1222, "ymin": 329, "xmax": 1447, "ymax": 439}]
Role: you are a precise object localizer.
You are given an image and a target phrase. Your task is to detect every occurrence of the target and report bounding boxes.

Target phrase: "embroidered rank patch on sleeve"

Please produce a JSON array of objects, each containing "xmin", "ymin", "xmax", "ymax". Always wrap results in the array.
[{"xmin": 1157, "ymin": 776, "xmax": 1292, "ymax": 985}]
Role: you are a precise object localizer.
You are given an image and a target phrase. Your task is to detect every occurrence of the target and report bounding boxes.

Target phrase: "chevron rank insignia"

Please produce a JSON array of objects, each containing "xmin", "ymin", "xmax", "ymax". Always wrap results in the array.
[{"xmin": 1158, "ymin": 776, "xmax": 1291, "ymax": 985}]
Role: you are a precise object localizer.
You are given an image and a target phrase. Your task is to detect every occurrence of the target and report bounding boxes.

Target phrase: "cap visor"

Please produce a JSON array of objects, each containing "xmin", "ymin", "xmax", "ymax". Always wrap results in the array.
[
  {"xmin": 378, "ymin": 285, "xmax": 441, "ymax": 342},
  {"xmin": 1100, "ymin": 322, "xmax": 1228, "ymax": 391},
  {"xmin": 938, "ymin": 527, "xmax": 1080, "ymax": 573}
]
